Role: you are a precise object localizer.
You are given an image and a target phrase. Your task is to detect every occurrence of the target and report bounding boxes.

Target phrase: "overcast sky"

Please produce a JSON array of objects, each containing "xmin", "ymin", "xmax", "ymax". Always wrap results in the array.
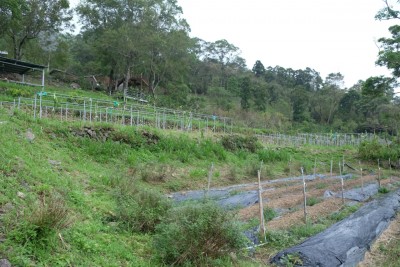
[
  {"xmin": 70, "ymin": 0, "xmax": 395, "ymax": 88},
  {"xmin": 177, "ymin": 0, "xmax": 394, "ymax": 88}
]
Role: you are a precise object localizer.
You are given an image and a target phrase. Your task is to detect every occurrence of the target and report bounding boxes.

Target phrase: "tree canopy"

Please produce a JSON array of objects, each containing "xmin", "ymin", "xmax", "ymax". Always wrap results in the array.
[
  {"xmin": 0, "ymin": 0, "xmax": 399, "ymax": 134},
  {"xmin": 0, "ymin": 0, "xmax": 72, "ymax": 59}
]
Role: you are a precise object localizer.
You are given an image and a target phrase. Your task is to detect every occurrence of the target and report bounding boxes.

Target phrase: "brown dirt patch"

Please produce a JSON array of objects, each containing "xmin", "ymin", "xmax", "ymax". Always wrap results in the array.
[{"xmin": 238, "ymin": 174, "xmax": 398, "ymax": 230}]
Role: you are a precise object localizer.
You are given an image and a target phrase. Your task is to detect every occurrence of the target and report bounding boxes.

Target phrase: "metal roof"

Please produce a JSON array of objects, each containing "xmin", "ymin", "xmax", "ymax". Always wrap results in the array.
[{"xmin": 0, "ymin": 56, "xmax": 46, "ymax": 75}]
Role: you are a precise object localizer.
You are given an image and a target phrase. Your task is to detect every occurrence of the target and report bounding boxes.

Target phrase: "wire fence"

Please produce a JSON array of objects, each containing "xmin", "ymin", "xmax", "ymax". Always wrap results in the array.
[
  {"xmin": 0, "ymin": 94, "xmax": 233, "ymax": 133},
  {"xmin": 0, "ymin": 93, "xmax": 391, "ymax": 147},
  {"xmin": 257, "ymin": 132, "xmax": 389, "ymax": 147}
]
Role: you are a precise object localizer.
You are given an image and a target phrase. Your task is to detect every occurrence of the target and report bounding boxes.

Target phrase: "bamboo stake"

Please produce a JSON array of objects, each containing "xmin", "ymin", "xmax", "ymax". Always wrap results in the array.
[
  {"xmin": 342, "ymin": 155, "xmax": 345, "ymax": 173},
  {"xmin": 359, "ymin": 161, "xmax": 364, "ymax": 193},
  {"xmin": 258, "ymin": 170, "xmax": 266, "ymax": 241},
  {"xmin": 378, "ymin": 159, "xmax": 381, "ymax": 188},
  {"xmin": 339, "ymin": 161, "xmax": 344, "ymax": 204},
  {"xmin": 313, "ymin": 158, "xmax": 317, "ymax": 178},
  {"xmin": 378, "ymin": 167, "xmax": 381, "ymax": 188},
  {"xmin": 301, "ymin": 167, "xmax": 307, "ymax": 224},
  {"xmin": 206, "ymin": 163, "xmax": 214, "ymax": 197}
]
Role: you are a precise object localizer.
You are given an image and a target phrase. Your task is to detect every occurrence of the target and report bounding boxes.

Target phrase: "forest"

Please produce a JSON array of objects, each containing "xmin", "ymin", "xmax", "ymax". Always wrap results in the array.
[{"xmin": 1, "ymin": 0, "xmax": 400, "ymax": 134}]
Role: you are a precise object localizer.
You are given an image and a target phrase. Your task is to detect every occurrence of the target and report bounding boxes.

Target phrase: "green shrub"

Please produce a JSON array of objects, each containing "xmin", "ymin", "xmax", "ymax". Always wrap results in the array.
[
  {"xmin": 154, "ymin": 135, "xmax": 227, "ymax": 162},
  {"xmin": 378, "ymin": 187, "xmax": 390, "ymax": 194},
  {"xmin": 264, "ymin": 207, "xmax": 278, "ymax": 222},
  {"xmin": 258, "ymin": 148, "xmax": 290, "ymax": 162},
  {"xmin": 289, "ymin": 223, "xmax": 326, "ymax": 239},
  {"xmin": 153, "ymin": 202, "xmax": 247, "ymax": 265},
  {"xmin": 329, "ymin": 204, "xmax": 360, "ymax": 221},
  {"xmin": 306, "ymin": 197, "xmax": 320, "ymax": 206},
  {"xmin": 221, "ymin": 135, "xmax": 261, "ymax": 153},
  {"xmin": 7, "ymin": 192, "xmax": 72, "ymax": 245},
  {"xmin": 358, "ymin": 140, "xmax": 400, "ymax": 160},
  {"xmin": 115, "ymin": 182, "xmax": 171, "ymax": 233},
  {"xmin": 140, "ymin": 164, "xmax": 174, "ymax": 183}
]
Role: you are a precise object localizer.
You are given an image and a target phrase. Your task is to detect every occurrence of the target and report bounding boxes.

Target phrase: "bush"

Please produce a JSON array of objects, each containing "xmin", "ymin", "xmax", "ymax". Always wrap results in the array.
[
  {"xmin": 153, "ymin": 202, "xmax": 247, "ymax": 265},
  {"xmin": 115, "ymin": 182, "xmax": 171, "ymax": 233},
  {"xmin": 264, "ymin": 207, "xmax": 278, "ymax": 222},
  {"xmin": 221, "ymin": 135, "xmax": 261, "ymax": 153},
  {"xmin": 8, "ymin": 192, "xmax": 72, "ymax": 245},
  {"xmin": 258, "ymin": 148, "xmax": 290, "ymax": 162},
  {"xmin": 378, "ymin": 187, "xmax": 390, "ymax": 194},
  {"xmin": 358, "ymin": 140, "xmax": 400, "ymax": 160},
  {"xmin": 306, "ymin": 197, "xmax": 320, "ymax": 206}
]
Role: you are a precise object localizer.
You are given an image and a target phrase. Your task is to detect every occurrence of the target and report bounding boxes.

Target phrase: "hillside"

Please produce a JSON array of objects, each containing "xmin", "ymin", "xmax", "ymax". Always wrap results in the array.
[{"xmin": 1, "ymin": 83, "xmax": 400, "ymax": 266}]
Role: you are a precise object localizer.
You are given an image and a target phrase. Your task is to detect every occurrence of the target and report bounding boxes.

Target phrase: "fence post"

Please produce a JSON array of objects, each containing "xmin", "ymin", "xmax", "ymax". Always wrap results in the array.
[
  {"xmin": 359, "ymin": 161, "xmax": 364, "ymax": 193},
  {"xmin": 83, "ymin": 100, "xmax": 86, "ymax": 122},
  {"xmin": 33, "ymin": 94, "xmax": 37, "ymax": 119},
  {"xmin": 39, "ymin": 92, "xmax": 42, "ymax": 118},
  {"xmin": 130, "ymin": 105, "xmax": 133, "ymax": 126},
  {"xmin": 339, "ymin": 161, "xmax": 344, "ymax": 204},
  {"xmin": 301, "ymin": 167, "xmax": 307, "ymax": 224},
  {"xmin": 258, "ymin": 170, "xmax": 266, "ymax": 241},
  {"xmin": 206, "ymin": 163, "xmax": 214, "ymax": 197},
  {"xmin": 313, "ymin": 158, "xmax": 317, "ymax": 178}
]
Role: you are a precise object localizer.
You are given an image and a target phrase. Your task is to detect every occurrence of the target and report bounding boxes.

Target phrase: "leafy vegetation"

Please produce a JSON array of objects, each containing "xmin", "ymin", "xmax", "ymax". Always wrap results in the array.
[
  {"xmin": 1, "ymin": 1, "xmax": 400, "ymax": 265},
  {"xmin": 153, "ymin": 201, "xmax": 247, "ymax": 266},
  {"xmin": 115, "ymin": 180, "xmax": 171, "ymax": 233},
  {"xmin": 1, "ymin": 1, "xmax": 400, "ymax": 134},
  {"xmin": 358, "ymin": 139, "xmax": 400, "ymax": 160}
]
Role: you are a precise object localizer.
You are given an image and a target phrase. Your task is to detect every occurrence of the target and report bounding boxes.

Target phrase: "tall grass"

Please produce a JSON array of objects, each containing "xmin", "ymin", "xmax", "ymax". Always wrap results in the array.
[{"xmin": 153, "ymin": 202, "xmax": 247, "ymax": 265}]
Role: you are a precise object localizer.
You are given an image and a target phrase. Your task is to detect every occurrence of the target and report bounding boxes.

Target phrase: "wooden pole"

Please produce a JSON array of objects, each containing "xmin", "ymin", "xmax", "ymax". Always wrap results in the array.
[
  {"xmin": 389, "ymin": 158, "xmax": 392, "ymax": 183},
  {"xmin": 342, "ymin": 155, "xmax": 345, "ymax": 173},
  {"xmin": 313, "ymin": 158, "xmax": 317, "ymax": 178},
  {"xmin": 301, "ymin": 167, "xmax": 307, "ymax": 224},
  {"xmin": 359, "ymin": 161, "xmax": 364, "ymax": 193},
  {"xmin": 330, "ymin": 159, "xmax": 333, "ymax": 178},
  {"xmin": 339, "ymin": 162, "xmax": 344, "ymax": 204},
  {"xmin": 378, "ymin": 159, "xmax": 381, "ymax": 188},
  {"xmin": 258, "ymin": 170, "xmax": 266, "ymax": 240},
  {"xmin": 33, "ymin": 93, "xmax": 37, "ymax": 119},
  {"xmin": 206, "ymin": 163, "xmax": 214, "ymax": 197},
  {"xmin": 378, "ymin": 167, "xmax": 381, "ymax": 188}
]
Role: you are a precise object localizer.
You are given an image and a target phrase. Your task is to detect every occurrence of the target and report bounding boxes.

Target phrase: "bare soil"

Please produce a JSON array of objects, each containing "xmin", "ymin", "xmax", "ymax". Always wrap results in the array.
[{"xmin": 238, "ymin": 174, "xmax": 397, "ymax": 230}]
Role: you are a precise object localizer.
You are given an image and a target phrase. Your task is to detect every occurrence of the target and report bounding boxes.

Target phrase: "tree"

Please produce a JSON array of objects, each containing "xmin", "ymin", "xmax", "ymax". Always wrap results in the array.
[
  {"xmin": 77, "ymin": 0, "xmax": 191, "ymax": 96},
  {"xmin": 204, "ymin": 39, "xmax": 246, "ymax": 88},
  {"xmin": 291, "ymin": 88, "xmax": 310, "ymax": 122},
  {"xmin": 337, "ymin": 89, "xmax": 361, "ymax": 122},
  {"xmin": 311, "ymin": 85, "xmax": 344, "ymax": 124},
  {"xmin": 359, "ymin": 76, "xmax": 395, "ymax": 119},
  {"xmin": 375, "ymin": 1, "xmax": 400, "ymax": 77},
  {"xmin": 252, "ymin": 60, "xmax": 266, "ymax": 77},
  {"xmin": 240, "ymin": 76, "xmax": 251, "ymax": 110},
  {"xmin": 0, "ymin": 0, "xmax": 72, "ymax": 60},
  {"xmin": 361, "ymin": 76, "xmax": 394, "ymax": 99},
  {"xmin": 325, "ymin": 72, "xmax": 345, "ymax": 89},
  {"xmin": 252, "ymin": 78, "xmax": 268, "ymax": 111}
]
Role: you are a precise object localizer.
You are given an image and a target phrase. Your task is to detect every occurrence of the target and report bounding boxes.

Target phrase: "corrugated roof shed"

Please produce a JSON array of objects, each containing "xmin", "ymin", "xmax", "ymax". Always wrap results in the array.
[{"xmin": 0, "ymin": 56, "xmax": 45, "ymax": 74}]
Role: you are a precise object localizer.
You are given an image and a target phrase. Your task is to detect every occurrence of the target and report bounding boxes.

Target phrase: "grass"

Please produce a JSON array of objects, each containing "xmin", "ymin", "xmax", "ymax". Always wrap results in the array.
[
  {"xmin": 0, "ymin": 85, "xmax": 373, "ymax": 266},
  {"xmin": 0, "ymin": 107, "xmax": 259, "ymax": 265},
  {"xmin": 375, "ymin": 227, "xmax": 400, "ymax": 266}
]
